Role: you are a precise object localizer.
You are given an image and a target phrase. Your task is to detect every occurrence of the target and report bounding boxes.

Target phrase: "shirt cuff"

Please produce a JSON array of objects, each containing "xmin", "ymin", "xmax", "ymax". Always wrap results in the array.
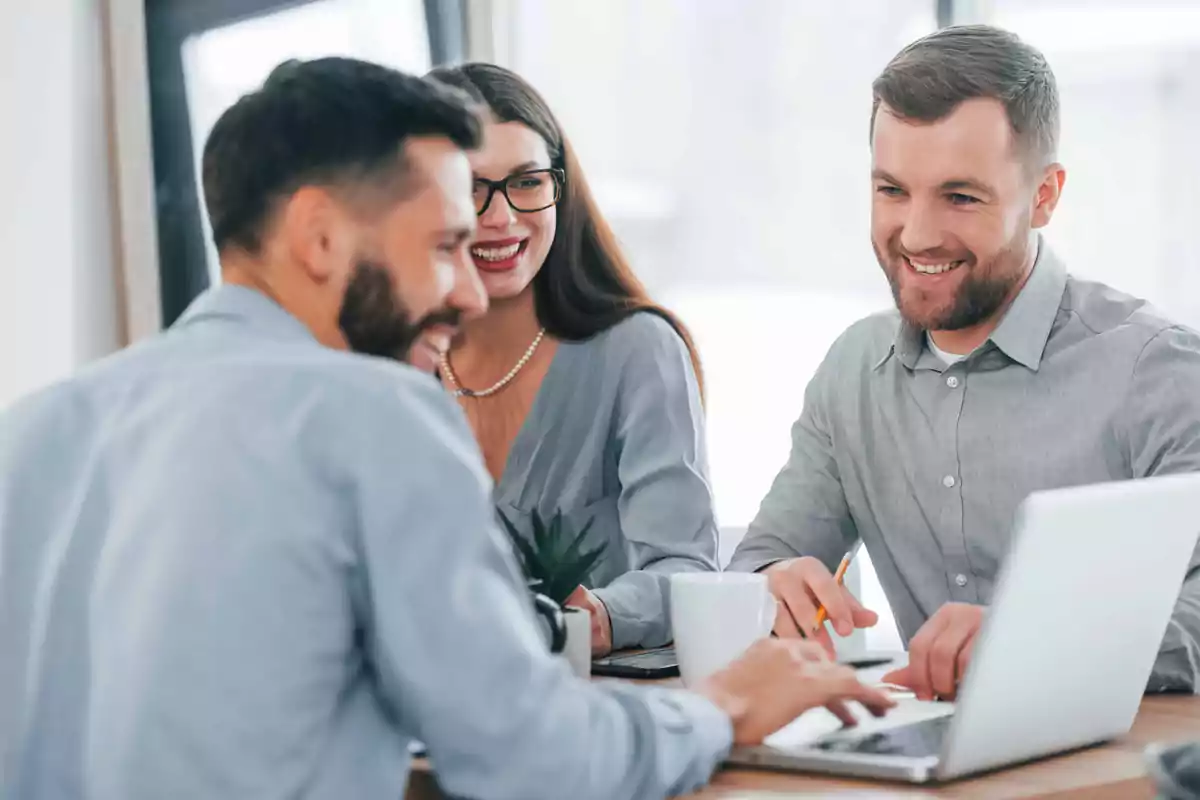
[
  {"xmin": 671, "ymin": 689, "xmax": 735, "ymax": 763},
  {"xmin": 593, "ymin": 578, "xmax": 664, "ymax": 651},
  {"xmin": 725, "ymin": 556, "xmax": 786, "ymax": 574},
  {"xmin": 630, "ymin": 684, "xmax": 736, "ymax": 792}
]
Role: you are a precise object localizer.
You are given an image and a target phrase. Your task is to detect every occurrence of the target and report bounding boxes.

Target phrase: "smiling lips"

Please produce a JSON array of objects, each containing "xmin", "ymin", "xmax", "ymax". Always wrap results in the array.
[
  {"xmin": 471, "ymin": 238, "xmax": 527, "ymax": 273},
  {"xmin": 905, "ymin": 255, "xmax": 965, "ymax": 276}
]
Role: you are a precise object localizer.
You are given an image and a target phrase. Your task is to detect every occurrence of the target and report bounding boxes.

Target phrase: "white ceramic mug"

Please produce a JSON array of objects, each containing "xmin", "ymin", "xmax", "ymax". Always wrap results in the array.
[
  {"xmin": 562, "ymin": 606, "xmax": 592, "ymax": 679},
  {"xmin": 670, "ymin": 572, "xmax": 776, "ymax": 686}
]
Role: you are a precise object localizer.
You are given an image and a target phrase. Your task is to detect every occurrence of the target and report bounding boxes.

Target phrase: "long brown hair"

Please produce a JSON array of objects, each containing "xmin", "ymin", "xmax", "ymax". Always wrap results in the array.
[{"xmin": 426, "ymin": 62, "xmax": 704, "ymax": 392}]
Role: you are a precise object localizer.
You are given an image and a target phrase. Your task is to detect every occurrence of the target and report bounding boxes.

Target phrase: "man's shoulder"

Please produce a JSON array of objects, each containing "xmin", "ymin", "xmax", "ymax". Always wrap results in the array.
[
  {"xmin": 1063, "ymin": 275, "xmax": 1200, "ymax": 353},
  {"xmin": 299, "ymin": 353, "xmax": 472, "ymax": 441},
  {"xmin": 3, "ymin": 338, "xmax": 466, "ymax": 453},
  {"xmin": 828, "ymin": 307, "xmax": 902, "ymax": 364}
]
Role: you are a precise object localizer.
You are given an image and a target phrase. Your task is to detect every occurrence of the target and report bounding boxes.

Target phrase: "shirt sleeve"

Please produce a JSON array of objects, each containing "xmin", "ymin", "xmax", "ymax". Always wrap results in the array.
[
  {"xmin": 726, "ymin": 336, "xmax": 859, "ymax": 575},
  {"xmin": 592, "ymin": 315, "xmax": 721, "ymax": 650},
  {"xmin": 1119, "ymin": 326, "xmax": 1200, "ymax": 693},
  {"xmin": 351, "ymin": 375, "xmax": 732, "ymax": 799}
]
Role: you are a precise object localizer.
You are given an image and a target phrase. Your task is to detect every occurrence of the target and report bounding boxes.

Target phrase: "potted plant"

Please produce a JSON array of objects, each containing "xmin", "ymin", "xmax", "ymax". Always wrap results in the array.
[{"xmin": 499, "ymin": 508, "xmax": 607, "ymax": 677}]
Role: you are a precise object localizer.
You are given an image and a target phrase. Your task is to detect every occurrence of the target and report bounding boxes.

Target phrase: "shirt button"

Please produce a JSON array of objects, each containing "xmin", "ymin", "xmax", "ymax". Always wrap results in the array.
[
  {"xmin": 942, "ymin": 475, "xmax": 957, "ymax": 488},
  {"xmin": 946, "ymin": 376, "xmax": 960, "ymax": 388},
  {"xmin": 955, "ymin": 573, "xmax": 969, "ymax": 587}
]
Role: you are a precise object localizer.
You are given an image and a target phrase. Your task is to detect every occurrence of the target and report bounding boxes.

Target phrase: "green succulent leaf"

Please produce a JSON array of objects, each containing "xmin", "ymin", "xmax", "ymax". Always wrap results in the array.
[{"xmin": 497, "ymin": 507, "xmax": 610, "ymax": 605}]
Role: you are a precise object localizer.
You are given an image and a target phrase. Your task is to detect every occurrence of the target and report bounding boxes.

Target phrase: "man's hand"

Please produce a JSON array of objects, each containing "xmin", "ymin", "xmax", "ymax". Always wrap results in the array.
[
  {"xmin": 695, "ymin": 639, "xmax": 895, "ymax": 745},
  {"xmin": 565, "ymin": 586, "xmax": 613, "ymax": 656},
  {"xmin": 882, "ymin": 603, "xmax": 984, "ymax": 701},
  {"xmin": 763, "ymin": 557, "xmax": 878, "ymax": 657}
]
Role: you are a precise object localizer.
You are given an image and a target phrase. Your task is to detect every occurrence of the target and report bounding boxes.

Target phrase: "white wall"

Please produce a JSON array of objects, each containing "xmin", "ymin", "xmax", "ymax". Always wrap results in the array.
[{"xmin": 0, "ymin": 0, "xmax": 122, "ymax": 410}]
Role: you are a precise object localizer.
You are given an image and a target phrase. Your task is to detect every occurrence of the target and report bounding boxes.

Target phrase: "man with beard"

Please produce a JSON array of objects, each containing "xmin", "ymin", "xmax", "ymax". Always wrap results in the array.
[
  {"xmin": 0, "ymin": 58, "xmax": 894, "ymax": 800},
  {"xmin": 730, "ymin": 25, "xmax": 1200, "ymax": 699}
]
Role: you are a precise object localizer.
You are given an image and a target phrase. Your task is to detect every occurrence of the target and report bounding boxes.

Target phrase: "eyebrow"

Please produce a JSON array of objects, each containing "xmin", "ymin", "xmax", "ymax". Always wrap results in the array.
[
  {"xmin": 474, "ymin": 161, "xmax": 546, "ymax": 180},
  {"xmin": 871, "ymin": 170, "xmax": 997, "ymax": 199},
  {"xmin": 872, "ymin": 169, "xmax": 903, "ymax": 186},
  {"xmin": 940, "ymin": 178, "xmax": 998, "ymax": 199}
]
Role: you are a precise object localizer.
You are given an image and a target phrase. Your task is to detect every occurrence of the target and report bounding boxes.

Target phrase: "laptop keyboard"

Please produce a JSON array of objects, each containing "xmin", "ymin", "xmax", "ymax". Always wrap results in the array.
[{"xmin": 812, "ymin": 714, "xmax": 953, "ymax": 758}]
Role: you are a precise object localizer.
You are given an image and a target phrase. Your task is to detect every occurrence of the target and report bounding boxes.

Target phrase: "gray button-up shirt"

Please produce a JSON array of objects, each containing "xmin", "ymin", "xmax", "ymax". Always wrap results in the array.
[
  {"xmin": 0, "ymin": 285, "xmax": 731, "ymax": 800},
  {"xmin": 729, "ymin": 241, "xmax": 1200, "ymax": 692}
]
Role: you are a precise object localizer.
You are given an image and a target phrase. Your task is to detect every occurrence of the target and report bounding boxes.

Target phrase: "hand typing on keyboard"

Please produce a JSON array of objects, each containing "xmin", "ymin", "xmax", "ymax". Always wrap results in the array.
[{"xmin": 695, "ymin": 639, "xmax": 896, "ymax": 746}]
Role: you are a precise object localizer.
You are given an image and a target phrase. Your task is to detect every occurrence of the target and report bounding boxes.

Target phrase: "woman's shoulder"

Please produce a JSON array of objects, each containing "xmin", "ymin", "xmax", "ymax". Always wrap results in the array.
[
  {"xmin": 563, "ymin": 311, "xmax": 699, "ymax": 403},
  {"xmin": 579, "ymin": 310, "xmax": 688, "ymax": 361}
]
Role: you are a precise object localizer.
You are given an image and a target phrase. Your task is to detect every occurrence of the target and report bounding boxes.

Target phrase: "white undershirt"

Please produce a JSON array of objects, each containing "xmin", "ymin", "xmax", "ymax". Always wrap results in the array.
[{"xmin": 926, "ymin": 333, "xmax": 970, "ymax": 367}]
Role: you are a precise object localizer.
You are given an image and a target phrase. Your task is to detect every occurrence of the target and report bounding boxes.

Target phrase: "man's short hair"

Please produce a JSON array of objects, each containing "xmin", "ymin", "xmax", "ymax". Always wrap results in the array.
[
  {"xmin": 201, "ymin": 57, "xmax": 481, "ymax": 255},
  {"xmin": 871, "ymin": 24, "xmax": 1060, "ymax": 170}
]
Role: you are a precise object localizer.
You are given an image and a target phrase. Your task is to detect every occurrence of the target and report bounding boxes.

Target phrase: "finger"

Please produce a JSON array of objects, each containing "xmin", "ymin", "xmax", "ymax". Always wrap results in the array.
[
  {"xmin": 775, "ymin": 580, "xmax": 819, "ymax": 640},
  {"xmin": 811, "ymin": 624, "xmax": 838, "ymax": 660},
  {"xmin": 824, "ymin": 699, "xmax": 858, "ymax": 727},
  {"xmin": 792, "ymin": 640, "xmax": 833, "ymax": 663},
  {"xmin": 849, "ymin": 682, "xmax": 898, "ymax": 717},
  {"xmin": 929, "ymin": 623, "xmax": 974, "ymax": 700},
  {"xmin": 907, "ymin": 613, "xmax": 952, "ymax": 702},
  {"xmin": 881, "ymin": 665, "xmax": 912, "ymax": 688},
  {"xmin": 772, "ymin": 596, "xmax": 804, "ymax": 639},
  {"xmin": 564, "ymin": 585, "xmax": 587, "ymax": 608},
  {"xmin": 806, "ymin": 569, "xmax": 855, "ymax": 637},
  {"xmin": 845, "ymin": 590, "xmax": 879, "ymax": 628},
  {"xmin": 954, "ymin": 631, "xmax": 978, "ymax": 697}
]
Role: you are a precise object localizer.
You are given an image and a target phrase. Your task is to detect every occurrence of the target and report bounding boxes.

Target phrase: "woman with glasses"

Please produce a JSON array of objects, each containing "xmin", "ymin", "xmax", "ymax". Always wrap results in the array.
[{"xmin": 426, "ymin": 63, "xmax": 718, "ymax": 656}]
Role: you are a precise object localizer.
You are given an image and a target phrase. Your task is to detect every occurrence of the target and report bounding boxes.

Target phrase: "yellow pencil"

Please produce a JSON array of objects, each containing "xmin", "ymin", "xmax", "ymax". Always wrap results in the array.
[{"xmin": 814, "ymin": 540, "xmax": 863, "ymax": 629}]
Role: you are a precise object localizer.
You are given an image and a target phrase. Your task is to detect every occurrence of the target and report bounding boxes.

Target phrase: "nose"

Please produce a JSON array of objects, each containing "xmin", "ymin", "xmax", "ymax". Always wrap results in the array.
[
  {"xmin": 897, "ymin": 198, "xmax": 946, "ymax": 256},
  {"xmin": 448, "ymin": 247, "xmax": 488, "ymax": 321},
  {"xmin": 478, "ymin": 188, "xmax": 518, "ymax": 229}
]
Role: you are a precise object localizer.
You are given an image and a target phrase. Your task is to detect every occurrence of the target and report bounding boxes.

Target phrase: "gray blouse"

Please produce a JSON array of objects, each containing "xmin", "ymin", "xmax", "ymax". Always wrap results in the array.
[{"xmin": 496, "ymin": 312, "xmax": 719, "ymax": 649}]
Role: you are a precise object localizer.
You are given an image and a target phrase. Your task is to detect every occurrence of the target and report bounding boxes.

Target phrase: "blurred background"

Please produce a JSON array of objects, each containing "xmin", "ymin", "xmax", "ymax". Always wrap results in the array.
[{"xmin": 5, "ymin": 0, "xmax": 1200, "ymax": 651}]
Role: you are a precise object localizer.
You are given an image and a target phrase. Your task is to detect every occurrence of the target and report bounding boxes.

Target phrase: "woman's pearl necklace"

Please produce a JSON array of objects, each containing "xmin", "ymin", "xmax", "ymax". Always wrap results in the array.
[{"xmin": 440, "ymin": 329, "xmax": 547, "ymax": 399}]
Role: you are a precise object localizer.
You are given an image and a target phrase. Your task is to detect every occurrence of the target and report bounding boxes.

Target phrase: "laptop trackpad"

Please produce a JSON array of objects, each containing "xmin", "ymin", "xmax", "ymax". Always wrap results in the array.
[
  {"xmin": 765, "ymin": 698, "xmax": 955, "ymax": 753},
  {"xmin": 811, "ymin": 714, "xmax": 954, "ymax": 758}
]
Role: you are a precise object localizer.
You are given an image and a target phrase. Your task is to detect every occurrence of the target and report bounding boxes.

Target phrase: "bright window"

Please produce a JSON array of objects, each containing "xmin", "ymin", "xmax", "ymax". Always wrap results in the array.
[
  {"xmin": 180, "ymin": 0, "xmax": 431, "ymax": 281},
  {"xmin": 500, "ymin": 0, "xmax": 938, "ymax": 652}
]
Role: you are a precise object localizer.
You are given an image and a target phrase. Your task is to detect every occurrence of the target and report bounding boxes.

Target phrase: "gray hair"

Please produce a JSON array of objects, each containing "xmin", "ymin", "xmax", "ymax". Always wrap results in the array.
[{"xmin": 871, "ymin": 25, "xmax": 1060, "ymax": 169}]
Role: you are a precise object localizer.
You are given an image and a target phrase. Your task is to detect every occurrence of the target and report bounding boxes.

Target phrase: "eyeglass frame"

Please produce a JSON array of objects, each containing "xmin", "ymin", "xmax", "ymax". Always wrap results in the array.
[{"xmin": 473, "ymin": 167, "xmax": 566, "ymax": 216}]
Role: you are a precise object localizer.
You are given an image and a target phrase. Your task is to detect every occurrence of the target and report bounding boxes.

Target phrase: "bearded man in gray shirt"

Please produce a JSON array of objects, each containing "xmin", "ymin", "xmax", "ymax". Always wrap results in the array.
[{"xmin": 730, "ymin": 24, "xmax": 1200, "ymax": 698}]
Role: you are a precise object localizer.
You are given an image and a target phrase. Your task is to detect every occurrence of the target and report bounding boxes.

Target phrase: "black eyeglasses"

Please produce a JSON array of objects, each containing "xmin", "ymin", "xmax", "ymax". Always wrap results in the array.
[{"xmin": 474, "ymin": 168, "xmax": 565, "ymax": 216}]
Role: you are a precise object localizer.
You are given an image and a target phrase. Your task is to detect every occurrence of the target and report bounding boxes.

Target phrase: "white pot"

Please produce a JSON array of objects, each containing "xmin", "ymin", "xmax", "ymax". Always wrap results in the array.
[{"xmin": 562, "ymin": 607, "xmax": 592, "ymax": 678}]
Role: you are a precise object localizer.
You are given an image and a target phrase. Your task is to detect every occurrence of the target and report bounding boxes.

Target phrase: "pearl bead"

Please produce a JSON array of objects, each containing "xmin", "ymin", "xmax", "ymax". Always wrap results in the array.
[{"xmin": 440, "ymin": 329, "xmax": 547, "ymax": 398}]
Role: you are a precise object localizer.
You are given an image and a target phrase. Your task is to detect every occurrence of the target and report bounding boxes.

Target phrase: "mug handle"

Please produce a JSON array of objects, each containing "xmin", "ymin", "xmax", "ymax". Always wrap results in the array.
[{"xmin": 532, "ymin": 592, "xmax": 567, "ymax": 654}]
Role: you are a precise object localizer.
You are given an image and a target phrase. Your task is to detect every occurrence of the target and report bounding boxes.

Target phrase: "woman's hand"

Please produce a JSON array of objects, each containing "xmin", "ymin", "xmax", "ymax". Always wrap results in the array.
[{"xmin": 564, "ymin": 585, "xmax": 613, "ymax": 656}]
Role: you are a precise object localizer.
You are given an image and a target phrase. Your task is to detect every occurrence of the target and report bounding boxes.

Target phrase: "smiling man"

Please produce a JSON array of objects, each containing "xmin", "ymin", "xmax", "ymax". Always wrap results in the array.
[{"xmin": 730, "ymin": 24, "xmax": 1200, "ymax": 698}]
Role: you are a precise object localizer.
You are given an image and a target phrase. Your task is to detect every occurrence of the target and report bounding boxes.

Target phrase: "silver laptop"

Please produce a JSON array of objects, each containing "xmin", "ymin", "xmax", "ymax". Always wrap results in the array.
[{"xmin": 728, "ymin": 474, "xmax": 1200, "ymax": 783}]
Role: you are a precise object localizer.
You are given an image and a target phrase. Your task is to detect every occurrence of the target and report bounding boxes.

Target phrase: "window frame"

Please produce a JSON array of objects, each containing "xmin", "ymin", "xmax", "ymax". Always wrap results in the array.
[{"xmin": 144, "ymin": 0, "xmax": 466, "ymax": 325}]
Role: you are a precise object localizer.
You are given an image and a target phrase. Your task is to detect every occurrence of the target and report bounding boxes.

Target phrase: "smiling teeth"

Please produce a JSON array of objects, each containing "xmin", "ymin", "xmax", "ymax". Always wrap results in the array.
[
  {"xmin": 472, "ymin": 243, "xmax": 520, "ymax": 261},
  {"xmin": 909, "ymin": 260, "xmax": 961, "ymax": 275}
]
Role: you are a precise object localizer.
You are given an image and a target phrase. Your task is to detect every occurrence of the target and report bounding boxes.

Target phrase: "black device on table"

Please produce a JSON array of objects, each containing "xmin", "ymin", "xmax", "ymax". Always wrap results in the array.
[
  {"xmin": 592, "ymin": 645, "xmax": 680, "ymax": 678},
  {"xmin": 592, "ymin": 646, "xmax": 894, "ymax": 679}
]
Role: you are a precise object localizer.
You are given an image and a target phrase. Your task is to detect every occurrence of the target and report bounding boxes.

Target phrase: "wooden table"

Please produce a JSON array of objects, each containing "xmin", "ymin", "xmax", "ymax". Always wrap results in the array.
[
  {"xmin": 407, "ymin": 693, "xmax": 1200, "ymax": 799},
  {"xmin": 690, "ymin": 695, "xmax": 1200, "ymax": 799}
]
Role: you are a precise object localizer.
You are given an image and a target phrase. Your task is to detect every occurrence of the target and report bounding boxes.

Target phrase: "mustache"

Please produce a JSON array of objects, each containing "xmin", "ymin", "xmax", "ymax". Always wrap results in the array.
[
  {"xmin": 412, "ymin": 308, "xmax": 462, "ymax": 336},
  {"xmin": 890, "ymin": 241, "xmax": 974, "ymax": 264}
]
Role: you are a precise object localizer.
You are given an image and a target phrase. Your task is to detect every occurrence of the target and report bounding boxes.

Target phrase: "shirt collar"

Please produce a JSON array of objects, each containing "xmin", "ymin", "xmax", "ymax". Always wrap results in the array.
[
  {"xmin": 173, "ymin": 282, "xmax": 318, "ymax": 345},
  {"xmin": 987, "ymin": 239, "xmax": 1067, "ymax": 371},
  {"xmin": 875, "ymin": 236, "xmax": 1067, "ymax": 372}
]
